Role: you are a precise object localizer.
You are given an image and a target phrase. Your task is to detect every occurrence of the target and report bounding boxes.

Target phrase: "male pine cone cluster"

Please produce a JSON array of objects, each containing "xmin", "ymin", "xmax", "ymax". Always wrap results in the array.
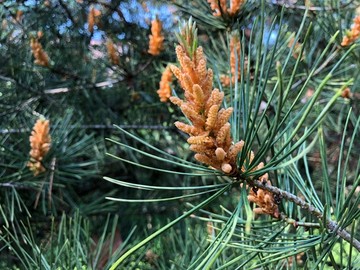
[
  {"xmin": 148, "ymin": 18, "xmax": 164, "ymax": 56},
  {"xmin": 157, "ymin": 66, "xmax": 173, "ymax": 102},
  {"xmin": 220, "ymin": 34, "xmax": 244, "ymax": 87},
  {"xmin": 88, "ymin": 6, "xmax": 101, "ymax": 33},
  {"xmin": 169, "ymin": 44, "xmax": 244, "ymax": 174},
  {"xmin": 30, "ymin": 38, "xmax": 49, "ymax": 67},
  {"xmin": 341, "ymin": 15, "xmax": 360, "ymax": 46},
  {"xmin": 169, "ymin": 22, "xmax": 279, "ymax": 218},
  {"xmin": 207, "ymin": 0, "xmax": 245, "ymax": 17},
  {"xmin": 27, "ymin": 119, "xmax": 51, "ymax": 176},
  {"xmin": 106, "ymin": 38, "xmax": 120, "ymax": 65},
  {"xmin": 247, "ymin": 163, "xmax": 280, "ymax": 218}
]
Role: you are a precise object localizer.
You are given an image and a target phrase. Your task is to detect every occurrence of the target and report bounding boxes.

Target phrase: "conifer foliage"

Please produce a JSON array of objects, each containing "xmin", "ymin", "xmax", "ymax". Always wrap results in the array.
[
  {"xmin": 1, "ymin": 0, "xmax": 360, "ymax": 269},
  {"xmin": 0, "ymin": 0, "xmax": 175, "ymax": 268}
]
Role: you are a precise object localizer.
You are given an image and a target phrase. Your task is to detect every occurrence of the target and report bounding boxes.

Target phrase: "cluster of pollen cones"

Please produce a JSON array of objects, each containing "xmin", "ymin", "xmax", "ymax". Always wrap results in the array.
[
  {"xmin": 27, "ymin": 119, "xmax": 51, "ymax": 176},
  {"xmin": 30, "ymin": 38, "xmax": 49, "ymax": 67},
  {"xmin": 168, "ymin": 24, "xmax": 279, "ymax": 218},
  {"xmin": 148, "ymin": 18, "xmax": 164, "ymax": 56},
  {"xmin": 207, "ymin": 0, "xmax": 245, "ymax": 17},
  {"xmin": 169, "ymin": 44, "xmax": 244, "ymax": 175},
  {"xmin": 341, "ymin": 16, "xmax": 360, "ymax": 47}
]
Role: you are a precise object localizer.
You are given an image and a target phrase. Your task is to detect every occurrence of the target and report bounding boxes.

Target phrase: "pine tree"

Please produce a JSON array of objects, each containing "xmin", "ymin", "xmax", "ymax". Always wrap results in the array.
[
  {"xmin": 1, "ymin": 0, "xmax": 359, "ymax": 269},
  {"xmin": 0, "ymin": 0, "xmax": 176, "ymax": 268},
  {"xmin": 107, "ymin": 0, "xmax": 360, "ymax": 269}
]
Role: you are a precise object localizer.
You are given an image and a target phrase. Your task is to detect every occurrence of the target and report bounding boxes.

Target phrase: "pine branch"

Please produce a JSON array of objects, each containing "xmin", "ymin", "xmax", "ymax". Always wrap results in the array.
[
  {"xmin": 48, "ymin": 157, "xmax": 56, "ymax": 209},
  {"xmin": 268, "ymin": 0, "xmax": 359, "ymax": 11},
  {"xmin": 0, "ymin": 183, "xmax": 18, "ymax": 187},
  {"xmin": 250, "ymin": 179, "xmax": 360, "ymax": 252},
  {"xmin": 279, "ymin": 213, "xmax": 321, "ymax": 228},
  {"xmin": 0, "ymin": 125, "xmax": 175, "ymax": 134},
  {"xmin": 43, "ymin": 79, "xmax": 124, "ymax": 94}
]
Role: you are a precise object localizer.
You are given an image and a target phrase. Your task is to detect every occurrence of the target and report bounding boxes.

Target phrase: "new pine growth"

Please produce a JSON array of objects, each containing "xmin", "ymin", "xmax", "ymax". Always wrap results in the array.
[
  {"xmin": 169, "ymin": 22, "xmax": 279, "ymax": 218},
  {"xmin": 148, "ymin": 18, "xmax": 164, "ymax": 56},
  {"xmin": 27, "ymin": 119, "xmax": 51, "ymax": 176}
]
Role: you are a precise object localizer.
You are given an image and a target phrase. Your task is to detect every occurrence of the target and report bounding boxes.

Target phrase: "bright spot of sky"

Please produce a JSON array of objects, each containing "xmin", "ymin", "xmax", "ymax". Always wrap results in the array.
[
  {"xmin": 119, "ymin": 0, "xmax": 175, "ymax": 30},
  {"xmin": 23, "ymin": 0, "xmax": 177, "ymax": 42},
  {"xmin": 263, "ymin": 24, "xmax": 280, "ymax": 46}
]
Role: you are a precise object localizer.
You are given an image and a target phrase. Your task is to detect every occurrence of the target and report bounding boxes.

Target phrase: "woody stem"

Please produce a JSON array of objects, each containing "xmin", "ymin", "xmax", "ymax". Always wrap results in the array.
[
  {"xmin": 279, "ymin": 213, "xmax": 321, "ymax": 228},
  {"xmin": 250, "ymin": 179, "xmax": 360, "ymax": 252}
]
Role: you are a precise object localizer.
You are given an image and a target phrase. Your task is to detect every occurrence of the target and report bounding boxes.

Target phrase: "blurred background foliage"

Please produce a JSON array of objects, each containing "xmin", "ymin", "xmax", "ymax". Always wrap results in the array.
[{"xmin": 0, "ymin": 0, "xmax": 359, "ymax": 269}]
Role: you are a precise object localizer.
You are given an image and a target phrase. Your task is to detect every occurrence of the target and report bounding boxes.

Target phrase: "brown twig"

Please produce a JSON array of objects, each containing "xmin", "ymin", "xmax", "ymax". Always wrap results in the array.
[
  {"xmin": 48, "ymin": 157, "xmax": 56, "ymax": 209},
  {"xmin": 34, "ymin": 179, "xmax": 45, "ymax": 209},
  {"xmin": 279, "ymin": 213, "xmax": 321, "ymax": 228},
  {"xmin": 251, "ymin": 179, "xmax": 360, "ymax": 252}
]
